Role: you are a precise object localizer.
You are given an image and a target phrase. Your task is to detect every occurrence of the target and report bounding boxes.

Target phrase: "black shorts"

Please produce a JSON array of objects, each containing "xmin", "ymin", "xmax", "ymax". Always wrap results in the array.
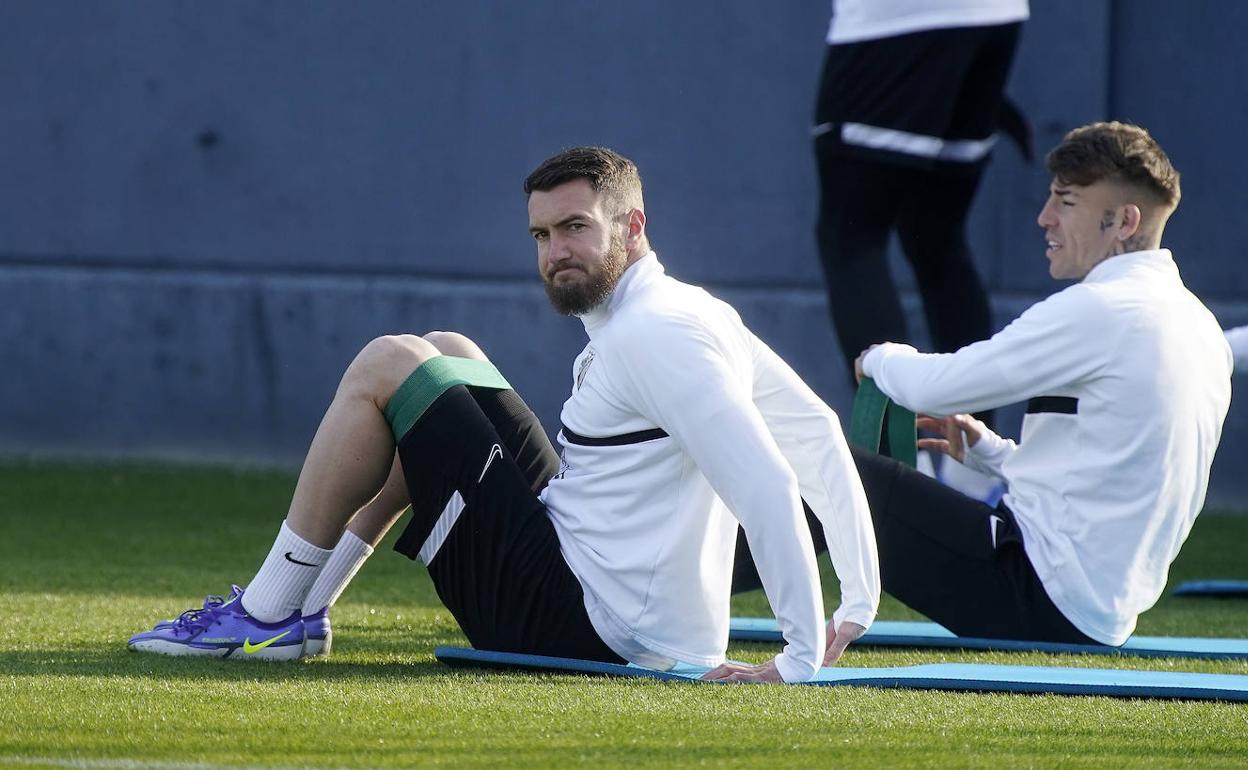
[
  {"xmin": 391, "ymin": 383, "xmax": 623, "ymax": 663},
  {"xmin": 813, "ymin": 22, "xmax": 1022, "ymax": 171}
]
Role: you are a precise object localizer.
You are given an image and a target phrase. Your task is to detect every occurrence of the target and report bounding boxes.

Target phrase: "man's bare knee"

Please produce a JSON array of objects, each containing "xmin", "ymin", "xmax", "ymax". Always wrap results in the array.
[
  {"xmin": 423, "ymin": 330, "xmax": 488, "ymax": 361},
  {"xmin": 344, "ymin": 334, "xmax": 440, "ymax": 407}
]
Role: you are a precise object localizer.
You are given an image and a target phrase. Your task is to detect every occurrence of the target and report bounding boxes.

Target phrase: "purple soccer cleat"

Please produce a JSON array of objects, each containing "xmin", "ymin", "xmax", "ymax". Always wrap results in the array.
[
  {"xmin": 128, "ymin": 585, "xmax": 305, "ymax": 661},
  {"xmin": 302, "ymin": 607, "xmax": 332, "ymax": 657}
]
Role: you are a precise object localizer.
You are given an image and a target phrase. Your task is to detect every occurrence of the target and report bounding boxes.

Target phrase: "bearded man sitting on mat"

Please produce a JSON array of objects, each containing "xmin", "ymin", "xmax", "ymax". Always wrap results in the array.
[{"xmin": 128, "ymin": 147, "xmax": 881, "ymax": 683}]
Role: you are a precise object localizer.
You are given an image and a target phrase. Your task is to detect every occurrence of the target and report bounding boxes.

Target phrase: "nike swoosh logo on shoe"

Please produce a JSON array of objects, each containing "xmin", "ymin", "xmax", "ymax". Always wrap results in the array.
[
  {"xmin": 478, "ymin": 443, "xmax": 503, "ymax": 483},
  {"xmin": 242, "ymin": 631, "xmax": 292, "ymax": 654},
  {"xmin": 284, "ymin": 551, "xmax": 318, "ymax": 567}
]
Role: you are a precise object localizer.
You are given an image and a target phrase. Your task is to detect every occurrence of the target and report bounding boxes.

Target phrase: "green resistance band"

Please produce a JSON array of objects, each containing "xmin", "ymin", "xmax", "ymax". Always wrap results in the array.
[
  {"xmin": 384, "ymin": 356, "xmax": 512, "ymax": 443},
  {"xmin": 849, "ymin": 377, "xmax": 917, "ymax": 468}
]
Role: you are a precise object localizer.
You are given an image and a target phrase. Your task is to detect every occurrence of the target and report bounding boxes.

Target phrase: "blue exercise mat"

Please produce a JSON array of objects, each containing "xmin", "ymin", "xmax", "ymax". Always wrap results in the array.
[
  {"xmin": 434, "ymin": 646, "xmax": 1248, "ymax": 702},
  {"xmin": 728, "ymin": 618, "xmax": 1248, "ymax": 660},
  {"xmin": 1172, "ymin": 580, "xmax": 1248, "ymax": 598}
]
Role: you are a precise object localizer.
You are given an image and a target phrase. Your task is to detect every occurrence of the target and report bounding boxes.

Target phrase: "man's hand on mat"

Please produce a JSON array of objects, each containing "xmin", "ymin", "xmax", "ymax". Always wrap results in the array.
[
  {"xmin": 916, "ymin": 413, "xmax": 984, "ymax": 463},
  {"xmin": 702, "ymin": 658, "xmax": 783, "ymax": 683},
  {"xmin": 853, "ymin": 345, "xmax": 880, "ymax": 383},
  {"xmin": 823, "ymin": 620, "xmax": 866, "ymax": 666}
]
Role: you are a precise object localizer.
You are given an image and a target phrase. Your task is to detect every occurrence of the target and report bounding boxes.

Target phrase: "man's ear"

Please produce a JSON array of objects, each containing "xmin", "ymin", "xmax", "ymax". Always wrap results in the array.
[
  {"xmin": 1119, "ymin": 204, "xmax": 1142, "ymax": 241},
  {"xmin": 626, "ymin": 208, "xmax": 646, "ymax": 246}
]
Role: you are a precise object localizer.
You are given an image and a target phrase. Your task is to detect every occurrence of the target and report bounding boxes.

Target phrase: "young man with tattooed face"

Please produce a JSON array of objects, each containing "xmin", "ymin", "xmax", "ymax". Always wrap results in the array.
[
  {"xmin": 1038, "ymin": 125, "xmax": 1177, "ymax": 281},
  {"xmin": 816, "ymin": 122, "xmax": 1231, "ymax": 647}
]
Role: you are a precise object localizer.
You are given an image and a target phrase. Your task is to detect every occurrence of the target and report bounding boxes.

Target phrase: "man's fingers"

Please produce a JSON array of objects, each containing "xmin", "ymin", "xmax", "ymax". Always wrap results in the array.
[
  {"xmin": 917, "ymin": 438, "xmax": 951, "ymax": 454},
  {"xmin": 702, "ymin": 663, "xmax": 743, "ymax": 681},
  {"xmin": 724, "ymin": 668, "xmax": 783, "ymax": 684},
  {"xmin": 724, "ymin": 671, "xmax": 764, "ymax": 683},
  {"xmin": 854, "ymin": 344, "xmax": 881, "ymax": 384},
  {"xmin": 822, "ymin": 640, "xmax": 850, "ymax": 667},
  {"xmin": 704, "ymin": 660, "xmax": 782, "ymax": 683}
]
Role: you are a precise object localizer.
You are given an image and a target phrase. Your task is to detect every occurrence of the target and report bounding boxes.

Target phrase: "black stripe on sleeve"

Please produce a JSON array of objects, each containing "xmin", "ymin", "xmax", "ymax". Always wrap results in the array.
[
  {"xmin": 1026, "ymin": 396, "xmax": 1079, "ymax": 415},
  {"xmin": 560, "ymin": 424, "xmax": 670, "ymax": 446}
]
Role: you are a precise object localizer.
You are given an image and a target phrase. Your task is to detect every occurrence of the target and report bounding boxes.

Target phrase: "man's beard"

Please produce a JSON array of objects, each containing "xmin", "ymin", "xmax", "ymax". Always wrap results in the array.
[{"xmin": 542, "ymin": 235, "xmax": 628, "ymax": 316}]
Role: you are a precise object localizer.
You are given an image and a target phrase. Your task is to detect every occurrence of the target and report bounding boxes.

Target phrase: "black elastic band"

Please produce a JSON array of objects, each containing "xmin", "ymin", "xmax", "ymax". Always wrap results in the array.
[
  {"xmin": 1026, "ymin": 396, "xmax": 1078, "ymax": 415},
  {"xmin": 560, "ymin": 424, "xmax": 669, "ymax": 446}
]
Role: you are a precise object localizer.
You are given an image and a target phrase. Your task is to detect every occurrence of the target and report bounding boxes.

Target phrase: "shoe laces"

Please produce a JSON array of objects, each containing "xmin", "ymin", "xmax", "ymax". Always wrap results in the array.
[
  {"xmin": 170, "ymin": 605, "xmax": 219, "ymax": 633},
  {"xmin": 169, "ymin": 588, "xmax": 236, "ymax": 632}
]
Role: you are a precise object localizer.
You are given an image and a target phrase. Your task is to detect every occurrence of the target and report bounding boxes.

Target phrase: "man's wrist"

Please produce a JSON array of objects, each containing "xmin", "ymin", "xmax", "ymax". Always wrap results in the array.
[
  {"xmin": 862, "ymin": 342, "xmax": 914, "ymax": 381},
  {"xmin": 832, "ymin": 605, "xmax": 876, "ymax": 631},
  {"xmin": 772, "ymin": 651, "xmax": 815, "ymax": 683},
  {"xmin": 966, "ymin": 425, "xmax": 1006, "ymax": 458}
]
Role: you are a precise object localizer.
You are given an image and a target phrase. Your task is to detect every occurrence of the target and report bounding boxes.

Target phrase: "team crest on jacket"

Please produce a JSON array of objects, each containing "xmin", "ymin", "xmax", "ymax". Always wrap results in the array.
[{"xmin": 576, "ymin": 349, "xmax": 596, "ymax": 390}]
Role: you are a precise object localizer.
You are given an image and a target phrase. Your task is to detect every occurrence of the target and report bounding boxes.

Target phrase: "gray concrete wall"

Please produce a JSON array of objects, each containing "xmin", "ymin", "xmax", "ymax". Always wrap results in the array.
[{"xmin": 3, "ymin": 1, "xmax": 1247, "ymax": 503}]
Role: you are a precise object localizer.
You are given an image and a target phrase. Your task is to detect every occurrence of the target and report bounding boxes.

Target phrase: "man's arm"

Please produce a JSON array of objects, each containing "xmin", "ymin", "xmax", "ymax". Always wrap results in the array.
[
  {"xmin": 614, "ymin": 316, "xmax": 825, "ymax": 683},
  {"xmin": 862, "ymin": 287, "xmax": 1112, "ymax": 417},
  {"xmin": 749, "ymin": 340, "xmax": 880, "ymax": 657}
]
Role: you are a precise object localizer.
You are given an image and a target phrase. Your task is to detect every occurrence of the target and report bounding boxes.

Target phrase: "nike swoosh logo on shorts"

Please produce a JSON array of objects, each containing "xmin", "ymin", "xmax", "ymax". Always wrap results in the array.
[
  {"xmin": 284, "ymin": 551, "xmax": 319, "ymax": 567},
  {"xmin": 989, "ymin": 515, "xmax": 1004, "ymax": 549},
  {"xmin": 478, "ymin": 443, "xmax": 503, "ymax": 483},
  {"xmin": 242, "ymin": 630, "xmax": 292, "ymax": 654}
]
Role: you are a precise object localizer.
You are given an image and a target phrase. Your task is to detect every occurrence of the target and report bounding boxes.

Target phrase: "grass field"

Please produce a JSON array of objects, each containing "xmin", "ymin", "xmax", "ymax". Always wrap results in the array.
[{"xmin": 2, "ymin": 461, "xmax": 1247, "ymax": 769}]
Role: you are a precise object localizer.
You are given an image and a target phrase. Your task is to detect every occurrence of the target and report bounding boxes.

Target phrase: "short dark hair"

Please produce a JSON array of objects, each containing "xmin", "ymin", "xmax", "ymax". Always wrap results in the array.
[
  {"xmin": 523, "ymin": 146, "xmax": 644, "ymax": 213},
  {"xmin": 1046, "ymin": 122, "xmax": 1180, "ymax": 209}
]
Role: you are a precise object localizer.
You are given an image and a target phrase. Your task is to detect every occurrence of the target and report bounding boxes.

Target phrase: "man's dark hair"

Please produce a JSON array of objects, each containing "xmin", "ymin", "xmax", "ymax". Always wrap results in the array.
[
  {"xmin": 523, "ymin": 146, "xmax": 644, "ymax": 213},
  {"xmin": 1046, "ymin": 122, "xmax": 1181, "ymax": 209}
]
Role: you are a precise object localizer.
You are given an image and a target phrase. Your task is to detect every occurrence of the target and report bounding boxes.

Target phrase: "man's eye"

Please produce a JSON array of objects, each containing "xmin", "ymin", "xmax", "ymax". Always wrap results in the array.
[
  {"xmin": 533, "ymin": 231, "xmax": 548, "ymax": 241},
  {"xmin": 567, "ymin": 222, "xmax": 586, "ymax": 232},
  {"xmin": 1062, "ymin": 201, "xmax": 1076, "ymax": 207}
]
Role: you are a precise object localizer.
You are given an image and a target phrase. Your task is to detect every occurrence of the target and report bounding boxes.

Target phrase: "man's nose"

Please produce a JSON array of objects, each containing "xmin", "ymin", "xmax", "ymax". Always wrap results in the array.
[
  {"xmin": 549, "ymin": 233, "xmax": 574, "ymax": 260},
  {"xmin": 543, "ymin": 235, "xmax": 571, "ymax": 269},
  {"xmin": 1037, "ymin": 201, "xmax": 1056, "ymax": 229}
]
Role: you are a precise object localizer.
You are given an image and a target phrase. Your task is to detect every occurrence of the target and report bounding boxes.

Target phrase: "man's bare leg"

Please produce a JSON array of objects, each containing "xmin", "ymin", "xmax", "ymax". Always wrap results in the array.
[
  {"xmin": 284, "ymin": 335, "xmax": 441, "ymax": 546},
  {"xmin": 299, "ymin": 332, "xmax": 492, "ymax": 627},
  {"xmin": 127, "ymin": 333, "xmax": 444, "ymax": 658},
  {"xmin": 240, "ymin": 334, "xmax": 440, "ymax": 622},
  {"xmin": 297, "ymin": 453, "xmax": 406, "ymax": 646}
]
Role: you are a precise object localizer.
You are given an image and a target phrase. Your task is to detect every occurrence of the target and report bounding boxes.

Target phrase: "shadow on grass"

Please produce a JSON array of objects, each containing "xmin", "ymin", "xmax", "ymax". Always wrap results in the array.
[{"xmin": 0, "ymin": 646, "xmax": 462, "ymax": 682}]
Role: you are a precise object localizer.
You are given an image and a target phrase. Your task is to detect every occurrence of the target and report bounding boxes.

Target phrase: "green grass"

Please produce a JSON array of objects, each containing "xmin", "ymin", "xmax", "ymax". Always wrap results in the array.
[{"xmin": 2, "ymin": 461, "xmax": 1247, "ymax": 769}]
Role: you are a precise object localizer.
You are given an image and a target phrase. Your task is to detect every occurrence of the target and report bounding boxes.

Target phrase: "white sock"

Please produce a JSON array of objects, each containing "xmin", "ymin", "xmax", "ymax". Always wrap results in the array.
[
  {"xmin": 241, "ymin": 520, "xmax": 333, "ymax": 622},
  {"xmin": 301, "ymin": 529, "xmax": 374, "ymax": 616}
]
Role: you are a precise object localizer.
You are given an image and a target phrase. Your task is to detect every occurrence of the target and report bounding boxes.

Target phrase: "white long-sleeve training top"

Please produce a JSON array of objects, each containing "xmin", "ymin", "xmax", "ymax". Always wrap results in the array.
[
  {"xmin": 863, "ymin": 249, "xmax": 1231, "ymax": 645},
  {"xmin": 541, "ymin": 253, "xmax": 880, "ymax": 682}
]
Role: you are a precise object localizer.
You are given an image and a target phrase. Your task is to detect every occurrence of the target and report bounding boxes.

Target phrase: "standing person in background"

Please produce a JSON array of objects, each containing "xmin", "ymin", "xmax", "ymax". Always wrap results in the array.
[{"xmin": 813, "ymin": 0, "xmax": 1029, "ymax": 500}]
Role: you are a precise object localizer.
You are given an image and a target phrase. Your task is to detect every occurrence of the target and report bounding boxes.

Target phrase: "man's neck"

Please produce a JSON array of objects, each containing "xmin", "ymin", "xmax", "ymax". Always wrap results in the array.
[
  {"xmin": 623, "ymin": 243, "xmax": 650, "ymax": 269},
  {"xmin": 1111, "ymin": 230, "xmax": 1162, "ymax": 258}
]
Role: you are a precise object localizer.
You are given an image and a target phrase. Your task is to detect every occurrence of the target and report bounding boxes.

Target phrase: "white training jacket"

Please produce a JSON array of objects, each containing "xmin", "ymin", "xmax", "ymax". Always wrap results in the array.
[
  {"xmin": 863, "ymin": 249, "xmax": 1231, "ymax": 645},
  {"xmin": 541, "ymin": 253, "xmax": 880, "ymax": 682},
  {"xmin": 827, "ymin": 0, "xmax": 1028, "ymax": 45}
]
